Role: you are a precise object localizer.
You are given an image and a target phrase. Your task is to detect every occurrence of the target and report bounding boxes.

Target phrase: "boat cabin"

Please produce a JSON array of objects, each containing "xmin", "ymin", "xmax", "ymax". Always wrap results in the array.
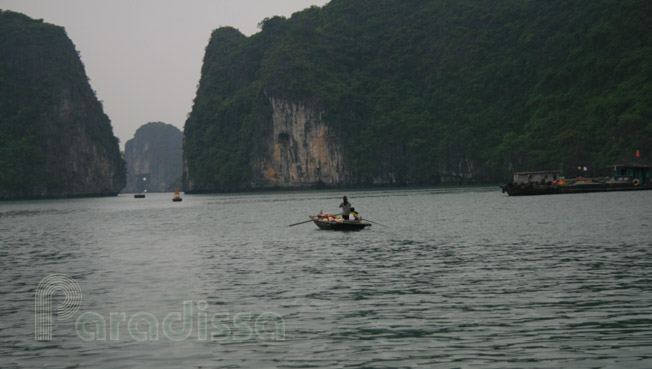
[
  {"xmin": 611, "ymin": 164, "xmax": 652, "ymax": 185},
  {"xmin": 512, "ymin": 170, "xmax": 559, "ymax": 184}
]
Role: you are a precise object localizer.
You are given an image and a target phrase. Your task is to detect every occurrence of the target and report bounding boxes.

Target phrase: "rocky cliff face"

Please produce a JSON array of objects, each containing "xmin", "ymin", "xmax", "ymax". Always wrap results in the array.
[
  {"xmin": 250, "ymin": 97, "xmax": 350, "ymax": 188},
  {"xmin": 123, "ymin": 122, "xmax": 183, "ymax": 193},
  {"xmin": 181, "ymin": 8, "xmax": 495, "ymax": 192},
  {"xmin": 0, "ymin": 11, "xmax": 125, "ymax": 199}
]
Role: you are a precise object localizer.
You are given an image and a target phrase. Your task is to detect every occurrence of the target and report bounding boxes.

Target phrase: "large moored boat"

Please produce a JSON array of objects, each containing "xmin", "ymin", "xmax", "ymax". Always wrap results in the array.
[{"xmin": 501, "ymin": 164, "xmax": 652, "ymax": 196}]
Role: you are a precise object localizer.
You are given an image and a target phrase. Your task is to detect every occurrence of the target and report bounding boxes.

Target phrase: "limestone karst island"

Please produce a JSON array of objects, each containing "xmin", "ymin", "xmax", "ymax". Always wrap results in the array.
[{"xmin": 2, "ymin": 0, "xmax": 651, "ymax": 199}]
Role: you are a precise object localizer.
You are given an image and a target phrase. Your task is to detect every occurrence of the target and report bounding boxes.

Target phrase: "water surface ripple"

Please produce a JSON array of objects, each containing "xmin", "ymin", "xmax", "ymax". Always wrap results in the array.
[{"xmin": 1, "ymin": 188, "xmax": 651, "ymax": 368}]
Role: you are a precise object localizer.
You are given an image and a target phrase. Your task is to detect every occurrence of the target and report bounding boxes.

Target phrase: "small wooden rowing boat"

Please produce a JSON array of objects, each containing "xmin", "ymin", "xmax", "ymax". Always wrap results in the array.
[
  {"xmin": 172, "ymin": 189, "xmax": 182, "ymax": 202},
  {"xmin": 309, "ymin": 215, "xmax": 371, "ymax": 231}
]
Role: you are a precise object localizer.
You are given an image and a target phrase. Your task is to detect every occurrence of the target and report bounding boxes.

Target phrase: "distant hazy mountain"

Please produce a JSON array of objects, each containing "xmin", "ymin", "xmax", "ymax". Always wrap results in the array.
[
  {"xmin": 123, "ymin": 122, "xmax": 182, "ymax": 193},
  {"xmin": 0, "ymin": 10, "xmax": 125, "ymax": 200},
  {"xmin": 183, "ymin": 0, "xmax": 651, "ymax": 192}
]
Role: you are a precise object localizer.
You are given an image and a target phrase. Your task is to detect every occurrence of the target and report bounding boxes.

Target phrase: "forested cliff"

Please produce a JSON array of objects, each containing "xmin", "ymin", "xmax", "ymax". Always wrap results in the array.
[
  {"xmin": 183, "ymin": 0, "xmax": 652, "ymax": 192},
  {"xmin": 123, "ymin": 122, "xmax": 183, "ymax": 193},
  {"xmin": 0, "ymin": 11, "xmax": 125, "ymax": 199}
]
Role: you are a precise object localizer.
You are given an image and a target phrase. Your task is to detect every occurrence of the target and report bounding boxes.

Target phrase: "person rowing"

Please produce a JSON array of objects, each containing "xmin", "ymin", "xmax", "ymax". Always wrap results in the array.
[{"xmin": 339, "ymin": 196, "xmax": 351, "ymax": 219}]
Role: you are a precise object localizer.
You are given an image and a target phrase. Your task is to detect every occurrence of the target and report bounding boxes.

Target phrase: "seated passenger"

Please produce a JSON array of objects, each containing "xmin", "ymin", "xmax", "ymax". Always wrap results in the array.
[{"xmin": 349, "ymin": 208, "xmax": 359, "ymax": 221}]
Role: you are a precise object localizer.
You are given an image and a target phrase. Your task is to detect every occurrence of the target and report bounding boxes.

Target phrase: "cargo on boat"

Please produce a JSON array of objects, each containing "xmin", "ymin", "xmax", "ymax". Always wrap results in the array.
[
  {"xmin": 501, "ymin": 164, "xmax": 652, "ymax": 196},
  {"xmin": 309, "ymin": 214, "xmax": 371, "ymax": 231}
]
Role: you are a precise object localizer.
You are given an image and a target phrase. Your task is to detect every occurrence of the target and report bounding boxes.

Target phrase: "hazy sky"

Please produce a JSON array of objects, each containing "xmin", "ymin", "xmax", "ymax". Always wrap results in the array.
[{"xmin": 0, "ymin": 0, "xmax": 329, "ymax": 148}]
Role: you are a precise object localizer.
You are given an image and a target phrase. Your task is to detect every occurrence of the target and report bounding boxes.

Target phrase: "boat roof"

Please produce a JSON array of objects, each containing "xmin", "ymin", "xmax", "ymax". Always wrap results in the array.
[
  {"xmin": 609, "ymin": 163, "xmax": 652, "ymax": 169},
  {"xmin": 513, "ymin": 170, "xmax": 560, "ymax": 175}
]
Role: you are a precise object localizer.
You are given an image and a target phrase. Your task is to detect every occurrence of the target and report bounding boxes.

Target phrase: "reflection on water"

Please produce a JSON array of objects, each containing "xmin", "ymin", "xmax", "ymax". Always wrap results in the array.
[{"xmin": 1, "ymin": 188, "xmax": 652, "ymax": 368}]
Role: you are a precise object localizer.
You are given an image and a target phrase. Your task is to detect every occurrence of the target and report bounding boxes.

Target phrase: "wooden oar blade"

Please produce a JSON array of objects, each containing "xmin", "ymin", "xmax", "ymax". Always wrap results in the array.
[
  {"xmin": 365, "ymin": 219, "xmax": 389, "ymax": 228},
  {"xmin": 288, "ymin": 219, "xmax": 313, "ymax": 227}
]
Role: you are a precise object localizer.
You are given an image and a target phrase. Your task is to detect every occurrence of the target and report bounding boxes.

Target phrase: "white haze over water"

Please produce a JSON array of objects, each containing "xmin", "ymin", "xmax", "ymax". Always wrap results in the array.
[{"xmin": 0, "ymin": 0, "xmax": 329, "ymax": 148}]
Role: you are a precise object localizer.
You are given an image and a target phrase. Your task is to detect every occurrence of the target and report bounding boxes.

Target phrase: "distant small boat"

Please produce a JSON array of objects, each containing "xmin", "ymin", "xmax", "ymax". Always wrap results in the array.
[
  {"xmin": 172, "ymin": 189, "xmax": 182, "ymax": 202},
  {"xmin": 309, "ymin": 214, "xmax": 371, "ymax": 231},
  {"xmin": 135, "ymin": 177, "xmax": 148, "ymax": 198}
]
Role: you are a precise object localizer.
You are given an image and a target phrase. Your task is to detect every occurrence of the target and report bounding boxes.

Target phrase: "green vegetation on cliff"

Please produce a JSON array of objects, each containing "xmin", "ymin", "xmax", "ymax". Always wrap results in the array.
[
  {"xmin": 184, "ymin": 0, "xmax": 652, "ymax": 190},
  {"xmin": 0, "ymin": 10, "xmax": 125, "ymax": 199}
]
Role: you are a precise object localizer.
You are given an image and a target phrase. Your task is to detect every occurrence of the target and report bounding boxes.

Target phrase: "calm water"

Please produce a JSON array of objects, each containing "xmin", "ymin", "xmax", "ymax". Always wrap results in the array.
[{"xmin": 1, "ymin": 187, "xmax": 651, "ymax": 368}]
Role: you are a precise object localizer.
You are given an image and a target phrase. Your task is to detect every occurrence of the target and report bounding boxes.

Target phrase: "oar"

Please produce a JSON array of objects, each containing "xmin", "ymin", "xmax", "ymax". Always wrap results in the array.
[
  {"xmin": 288, "ymin": 219, "xmax": 314, "ymax": 227},
  {"xmin": 363, "ymin": 218, "xmax": 389, "ymax": 228}
]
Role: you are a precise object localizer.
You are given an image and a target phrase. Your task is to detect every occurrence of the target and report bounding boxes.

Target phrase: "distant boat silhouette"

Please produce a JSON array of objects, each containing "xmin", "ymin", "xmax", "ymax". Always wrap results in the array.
[
  {"xmin": 172, "ymin": 189, "xmax": 182, "ymax": 202},
  {"xmin": 135, "ymin": 177, "xmax": 147, "ymax": 198}
]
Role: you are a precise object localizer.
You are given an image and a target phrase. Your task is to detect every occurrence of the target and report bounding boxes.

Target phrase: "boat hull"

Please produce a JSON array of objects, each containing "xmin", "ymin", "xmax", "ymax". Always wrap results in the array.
[
  {"xmin": 309, "ymin": 216, "xmax": 371, "ymax": 231},
  {"xmin": 501, "ymin": 182, "xmax": 652, "ymax": 196}
]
